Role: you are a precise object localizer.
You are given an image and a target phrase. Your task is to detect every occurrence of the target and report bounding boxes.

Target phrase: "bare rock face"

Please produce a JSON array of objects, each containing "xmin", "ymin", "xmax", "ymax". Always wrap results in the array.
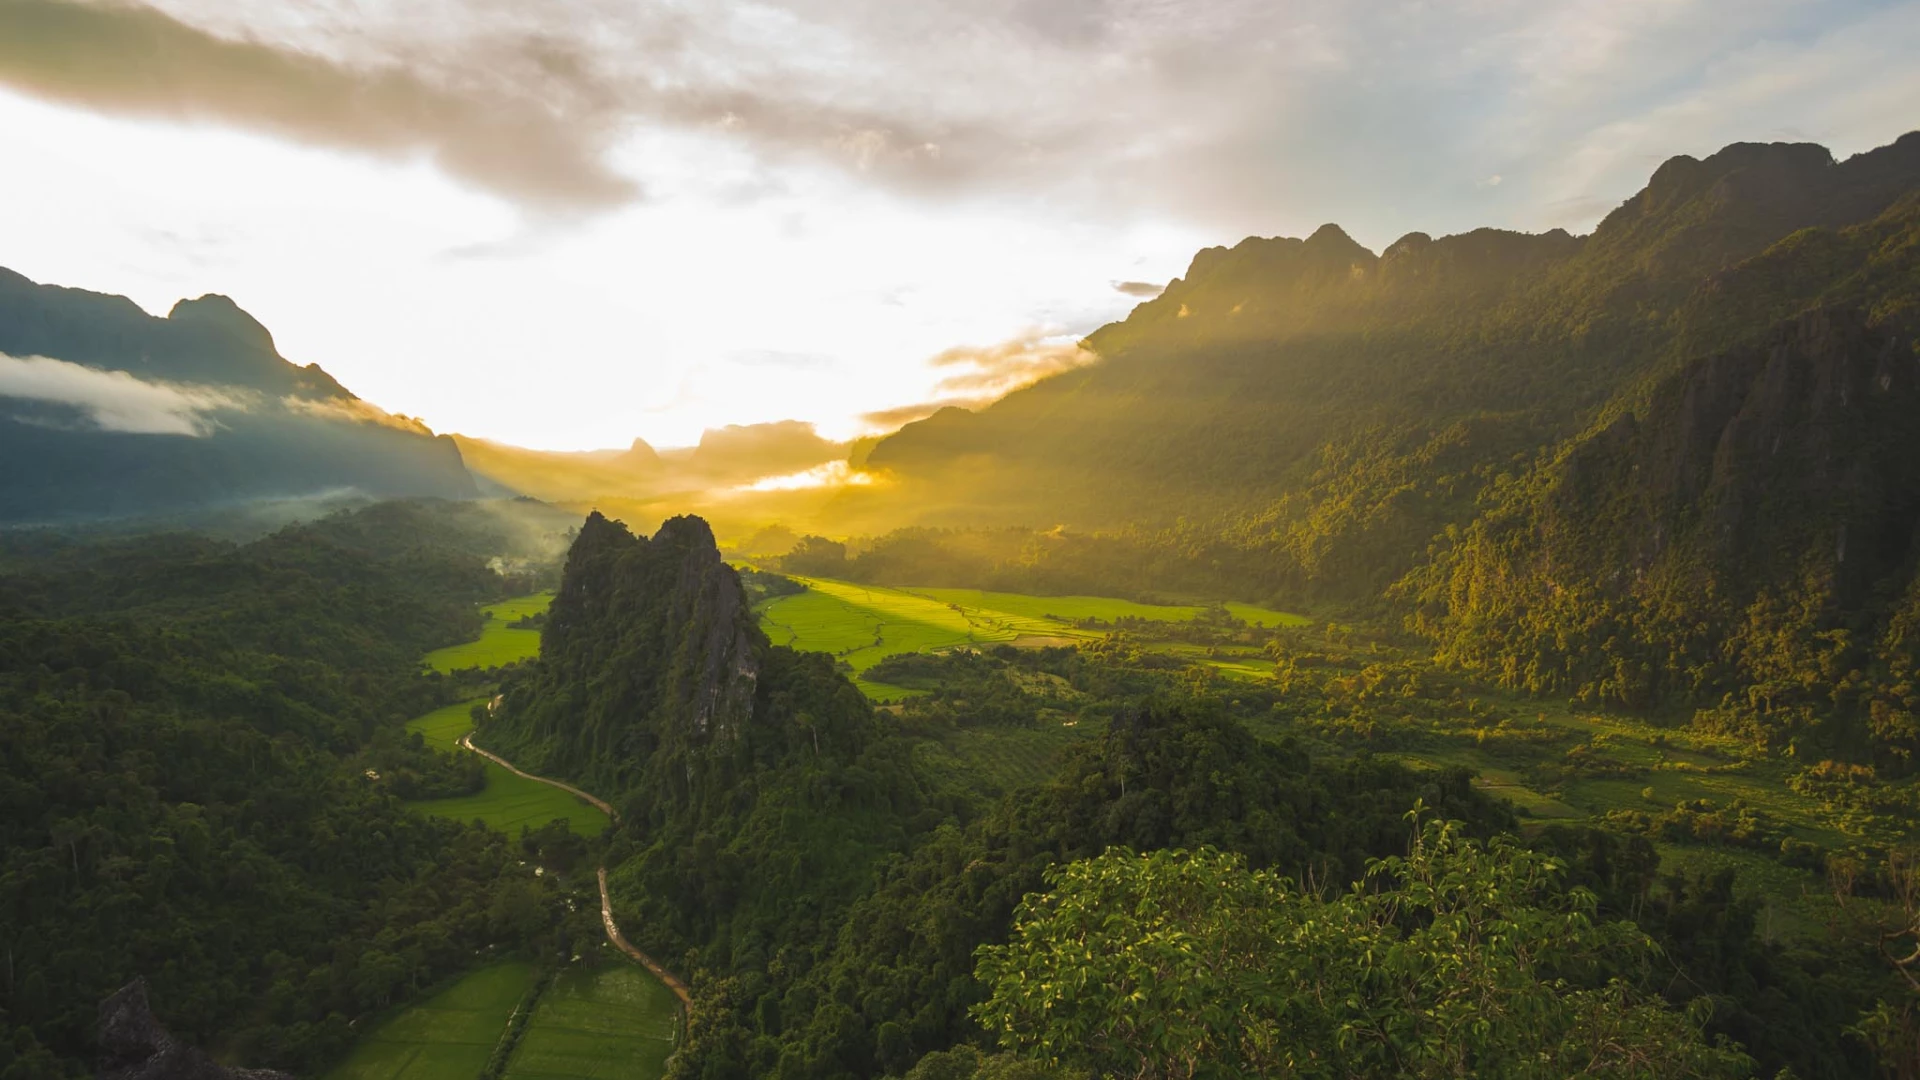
[
  {"xmin": 98, "ymin": 979, "xmax": 294, "ymax": 1080},
  {"xmin": 500, "ymin": 511, "xmax": 773, "ymax": 792},
  {"xmin": 654, "ymin": 515, "xmax": 761, "ymax": 740}
]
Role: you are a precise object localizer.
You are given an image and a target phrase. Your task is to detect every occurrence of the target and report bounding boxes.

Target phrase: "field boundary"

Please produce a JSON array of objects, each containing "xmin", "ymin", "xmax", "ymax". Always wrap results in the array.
[{"xmin": 481, "ymin": 969, "xmax": 553, "ymax": 1080}]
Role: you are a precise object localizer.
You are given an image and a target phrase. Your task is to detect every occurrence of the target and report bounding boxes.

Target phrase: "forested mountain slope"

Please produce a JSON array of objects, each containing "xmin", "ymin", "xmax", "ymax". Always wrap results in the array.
[
  {"xmin": 1402, "ymin": 306, "xmax": 1920, "ymax": 762},
  {"xmin": 863, "ymin": 132, "xmax": 1920, "ymax": 602},
  {"xmin": 0, "ymin": 502, "xmax": 575, "ymax": 1078},
  {"xmin": 0, "ymin": 268, "xmax": 477, "ymax": 522}
]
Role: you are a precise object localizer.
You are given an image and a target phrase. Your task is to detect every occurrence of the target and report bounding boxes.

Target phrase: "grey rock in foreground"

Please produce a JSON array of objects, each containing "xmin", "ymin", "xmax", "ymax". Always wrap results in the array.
[{"xmin": 98, "ymin": 979, "xmax": 295, "ymax": 1080}]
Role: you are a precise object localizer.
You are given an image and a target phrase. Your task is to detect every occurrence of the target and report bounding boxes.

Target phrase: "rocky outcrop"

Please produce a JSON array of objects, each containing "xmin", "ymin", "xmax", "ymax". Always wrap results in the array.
[
  {"xmin": 491, "ymin": 512, "xmax": 781, "ymax": 796},
  {"xmin": 486, "ymin": 510, "xmax": 876, "ymax": 815},
  {"xmin": 652, "ymin": 515, "xmax": 761, "ymax": 739},
  {"xmin": 98, "ymin": 979, "xmax": 293, "ymax": 1080}
]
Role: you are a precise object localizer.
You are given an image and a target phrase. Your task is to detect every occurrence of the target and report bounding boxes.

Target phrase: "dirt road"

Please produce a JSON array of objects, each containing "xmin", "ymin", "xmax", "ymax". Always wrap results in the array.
[
  {"xmin": 457, "ymin": 733, "xmax": 693, "ymax": 1012},
  {"xmin": 457, "ymin": 734, "xmax": 618, "ymax": 820},
  {"xmin": 598, "ymin": 867, "xmax": 693, "ymax": 1007}
]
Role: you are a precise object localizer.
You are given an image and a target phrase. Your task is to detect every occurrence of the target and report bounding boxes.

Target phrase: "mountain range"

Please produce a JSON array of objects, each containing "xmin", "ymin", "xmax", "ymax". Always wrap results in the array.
[
  {"xmin": 864, "ymin": 133, "xmax": 1920, "ymax": 554},
  {"xmin": 0, "ymin": 267, "xmax": 476, "ymax": 522},
  {"xmin": 9, "ymin": 131, "xmax": 1918, "ymax": 635}
]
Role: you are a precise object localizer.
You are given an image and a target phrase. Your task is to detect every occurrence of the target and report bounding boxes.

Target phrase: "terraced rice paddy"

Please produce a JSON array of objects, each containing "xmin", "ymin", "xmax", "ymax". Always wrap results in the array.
[
  {"xmin": 404, "ymin": 701, "xmax": 609, "ymax": 838},
  {"xmin": 424, "ymin": 593, "xmax": 553, "ymax": 673},
  {"xmin": 502, "ymin": 965, "xmax": 680, "ymax": 1080},
  {"xmin": 324, "ymin": 962, "xmax": 533, "ymax": 1080},
  {"xmin": 756, "ymin": 577, "xmax": 1309, "ymax": 701}
]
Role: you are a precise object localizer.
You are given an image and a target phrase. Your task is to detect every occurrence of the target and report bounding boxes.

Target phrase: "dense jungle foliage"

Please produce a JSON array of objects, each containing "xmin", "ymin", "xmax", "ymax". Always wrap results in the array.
[
  {"xmin": 480, "ymin": 512, "xmax": 1919, "ymax": 1079},
  {"xmin": 0, "ymin": 502, "xmax": 584, "ymax": 1079}
]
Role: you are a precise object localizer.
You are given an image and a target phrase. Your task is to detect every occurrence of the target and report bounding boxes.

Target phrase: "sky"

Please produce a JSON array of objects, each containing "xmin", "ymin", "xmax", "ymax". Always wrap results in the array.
[{"xmin": 1, "ymin": 0, "xmax": 1916, "ymax": 451}]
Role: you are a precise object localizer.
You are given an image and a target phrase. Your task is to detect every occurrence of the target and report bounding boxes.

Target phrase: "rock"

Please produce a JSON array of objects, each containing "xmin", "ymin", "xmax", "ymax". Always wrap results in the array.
[{"xmin": 98, "ymin": 979, "xmax": 295, "ymax": 1080}]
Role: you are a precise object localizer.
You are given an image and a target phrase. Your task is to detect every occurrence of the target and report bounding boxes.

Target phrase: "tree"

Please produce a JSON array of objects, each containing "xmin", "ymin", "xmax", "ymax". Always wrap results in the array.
[
  {"xmin": 973, "ymin": 814, "xmax": 1751, "ymax": 1080},
  {"xmin": 1832, "ymin": 848, "xmax": 1920, "ymax": 1079}
]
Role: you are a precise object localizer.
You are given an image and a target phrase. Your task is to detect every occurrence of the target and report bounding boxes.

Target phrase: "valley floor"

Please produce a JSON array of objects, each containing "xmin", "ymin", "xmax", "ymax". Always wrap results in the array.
[
  {"xmin": 333, "ymin": 593, "xmax": 682, "ymax": 1080},
  {"xmin": 757, "ymin": 577, "xmax": 1908, "ymax": 943}
]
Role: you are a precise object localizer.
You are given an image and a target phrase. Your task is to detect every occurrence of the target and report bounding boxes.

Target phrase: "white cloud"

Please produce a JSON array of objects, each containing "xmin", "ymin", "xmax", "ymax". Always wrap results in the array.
[
  {"xmin": 2, "ymin": 0, "xmax": 1916, "ymax": 452},
  {"xmin": 929, "ymin": 332, "xmax": 1097, "ymax": 399},
  {"xmin": 0, "ymin": 352, "xmax": 247, "ymax": 435}
]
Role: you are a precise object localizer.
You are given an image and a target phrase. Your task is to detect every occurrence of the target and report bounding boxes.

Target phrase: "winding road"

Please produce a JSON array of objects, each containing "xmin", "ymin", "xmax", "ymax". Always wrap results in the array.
[{"xmin": 456, "ymin": 733, "xmax": 694, "ymax": 1011}]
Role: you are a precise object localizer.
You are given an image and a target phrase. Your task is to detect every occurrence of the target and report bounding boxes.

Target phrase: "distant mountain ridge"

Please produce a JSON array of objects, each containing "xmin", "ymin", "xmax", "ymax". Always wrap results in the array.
[
  {"xmin": 864, "ymin": 132, "xmax": 1920, "ymax": 576},
  {"xmin": 834, "ymin": 130, "xmax": 1920, "ymax": 765},
  {"xmin": 0, "ymin": 267, "xmax": 477, "ymax": 521}
]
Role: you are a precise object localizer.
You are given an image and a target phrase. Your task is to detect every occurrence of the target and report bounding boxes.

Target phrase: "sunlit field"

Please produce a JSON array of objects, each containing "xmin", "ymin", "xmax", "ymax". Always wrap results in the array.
[
  {"xmin": 756, "ymin": 576, "xmax": 1310, "ymax": 701},
  {"xmin": 403, "ymin": 701, "xmax": 610, "ymax": 838},
  {"xmin": 406, "ymin": 700, "xmax": 484, "ymax": 752},
  {"xmin": 502, "ymin": 965, "xmax": 680, "ymax": 1080},
  {"xmin": 911, "ymin": 588, "xmax": 1308, "ymax": 629},
  {"xmin": 757, "ymin": 578, "xmax": 1021, "ymax": 699},
  {"xmin": 423, "ymin": 593, "xmax": 553, "ymax": 673},
  {"xmin": 324, "ymin": 962, "xmax": 533, "ymax": 1080}
]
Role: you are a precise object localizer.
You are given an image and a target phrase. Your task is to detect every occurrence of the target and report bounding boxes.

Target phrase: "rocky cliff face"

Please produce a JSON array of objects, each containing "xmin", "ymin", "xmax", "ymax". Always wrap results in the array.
[
  {"xmin": 540, "ymin": 512, "xmax": 761, "ymax": 744},
  {"xmin": 98, "ymin": 980, "xmax": 293, "ymax": 1080},
  {"xmin": 1404, "ymin": 304, "xmax": 1920, "ymax": 733},
  {"xmin": 484, "ymin": 512, "xmax": 873, "ymax": 806}
]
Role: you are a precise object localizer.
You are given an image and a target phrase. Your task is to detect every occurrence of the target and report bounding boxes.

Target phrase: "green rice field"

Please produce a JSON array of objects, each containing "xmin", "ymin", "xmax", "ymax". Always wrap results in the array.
[
  {"xmin": 502, "ymin": 965, "xmax": 680, "ymax": 1080},
  {"xmin": 424, "ymin": 593, "xmax": 553, "ymax": 673},
  {"xmin": 756, "ymin": 578, "xmax": 1014, "ymax": 699},
  {"xmin": 325, "ymin": 962, "xmax": 533, "ymax": 1080},
  {"xmin": 407, "ymin": 701, "xmax": 484, "ymax": 752},
  {"xmin": 756, "ymin": 577, "xmax": 1309, "ymax": 701},
  {"xmin": 404, "ymin": 701, "xmax": 609, "ymax": 838},
  {"xmin": 909, "ymin": 587, "xmax": 1309, "ymax": 629}
]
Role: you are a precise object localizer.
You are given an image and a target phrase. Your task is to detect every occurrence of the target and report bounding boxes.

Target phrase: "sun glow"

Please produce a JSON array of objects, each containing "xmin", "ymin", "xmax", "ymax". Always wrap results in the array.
[{"xmin": 738, "ymin": 460, "xmax": 877, "ymax": 493}]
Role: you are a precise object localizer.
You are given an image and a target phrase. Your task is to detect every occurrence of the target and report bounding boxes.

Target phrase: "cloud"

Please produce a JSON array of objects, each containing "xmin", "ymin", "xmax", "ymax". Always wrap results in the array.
[
  {"xmin": 730, "ymin": 349, "xmax": 835, "ymax": 370},
  {"xmin": 853, "ymin": 332, "xmax": 1098, "ymax": 433},
  {"xmin": 929, "ymin": 333, "xmax": 1097, "ymax": 399},
  {"xmin": 1112, "ymin": 280, "xmax": 1164, "ymax": 298},
  {"xmin": 281, "ymin": 394, "xmax": 434, "ymax": 435},
  {"xmin": 0, "ymin": 351, "xmax": 247, "ymax": 435},
  {"xmin": 738, "ymin": 459, "xmax": 875, "ymax": 493},
  {"xmin": 0, "ymin": 0, "xmax": 637, "ymax": 211},
  {"xmin": 7, "ymin": 0, "xmax": 1915, "ymax": 239}
]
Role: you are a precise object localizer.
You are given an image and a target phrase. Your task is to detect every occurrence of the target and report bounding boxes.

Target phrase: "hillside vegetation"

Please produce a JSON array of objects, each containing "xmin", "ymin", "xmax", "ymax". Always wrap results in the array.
[
  {"xmin": 469, "ymin": 514, "xmax": 1918, "ymax": 1080},
  {"xmin": 0, "ymin": 502, "xmax": 585, "ymax": 1077}
]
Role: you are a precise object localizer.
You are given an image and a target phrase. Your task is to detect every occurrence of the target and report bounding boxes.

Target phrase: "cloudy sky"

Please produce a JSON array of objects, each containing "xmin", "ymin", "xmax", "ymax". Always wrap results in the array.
[{"xmin": 2, "ymin": 0, "xmax": 1916, "ymax": 450}]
